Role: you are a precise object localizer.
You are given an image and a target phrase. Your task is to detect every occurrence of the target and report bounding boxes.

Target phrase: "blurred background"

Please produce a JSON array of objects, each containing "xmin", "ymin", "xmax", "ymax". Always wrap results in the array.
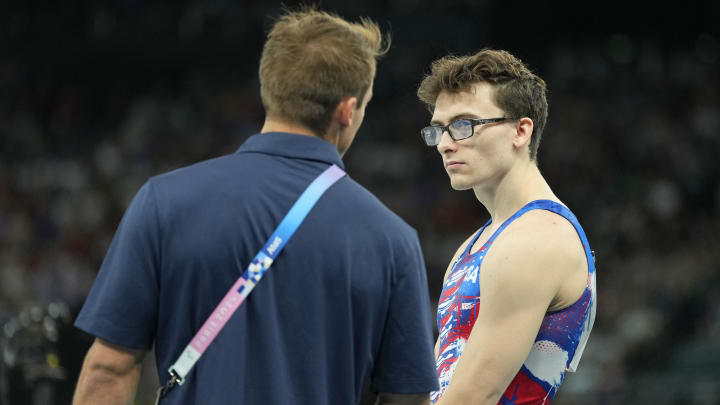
[{"xmin": 1, "ymin": 1, "xmax": 719, "ymax": 404}]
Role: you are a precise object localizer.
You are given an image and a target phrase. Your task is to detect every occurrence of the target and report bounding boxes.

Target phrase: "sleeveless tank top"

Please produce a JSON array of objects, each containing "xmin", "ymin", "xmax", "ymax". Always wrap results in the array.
[{"xmin": 431, "ymin": 200, "xmax": 597, "ymax": 404}]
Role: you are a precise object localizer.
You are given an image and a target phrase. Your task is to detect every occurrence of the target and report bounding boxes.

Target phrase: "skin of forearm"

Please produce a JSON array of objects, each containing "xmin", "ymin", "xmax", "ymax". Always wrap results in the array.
[{"xmin": 434, "ymin": 387, "xmax": 500, "ymax": 405}]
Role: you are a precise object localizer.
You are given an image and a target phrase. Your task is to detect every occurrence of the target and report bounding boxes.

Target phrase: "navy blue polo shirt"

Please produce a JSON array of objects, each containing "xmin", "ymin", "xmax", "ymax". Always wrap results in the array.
[{"xmin": 75, "ymin": 132, "xmax": 439, "ymax": 404}]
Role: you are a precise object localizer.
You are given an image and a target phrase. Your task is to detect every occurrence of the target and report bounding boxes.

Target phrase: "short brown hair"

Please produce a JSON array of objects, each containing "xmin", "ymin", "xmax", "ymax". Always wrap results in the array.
[
  {"xmin": 259, "ymin": 7, "xmax": 390, "ymax": 137},
  {"xmin": 417, "ymin": 49, "xmax": 548, "ymax": 160}
]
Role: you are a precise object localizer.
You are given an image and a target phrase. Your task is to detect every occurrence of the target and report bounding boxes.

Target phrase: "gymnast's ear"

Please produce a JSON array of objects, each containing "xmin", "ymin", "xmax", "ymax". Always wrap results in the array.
[{"xmin": 512, "ymin": 117, "xmax": 534, "ymax": 150}]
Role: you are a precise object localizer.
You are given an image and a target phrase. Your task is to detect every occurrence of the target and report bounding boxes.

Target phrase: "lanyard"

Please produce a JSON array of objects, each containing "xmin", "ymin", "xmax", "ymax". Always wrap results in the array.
[{"xmin": 156, "ymin": 164, "xmax": 346, "ymax": 403}]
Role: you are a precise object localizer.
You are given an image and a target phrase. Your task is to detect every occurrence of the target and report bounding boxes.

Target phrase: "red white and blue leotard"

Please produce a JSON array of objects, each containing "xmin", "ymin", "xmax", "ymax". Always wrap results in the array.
[{"xmin": 432, "ymin": 200, "xmax": 597, "ymax": 404}]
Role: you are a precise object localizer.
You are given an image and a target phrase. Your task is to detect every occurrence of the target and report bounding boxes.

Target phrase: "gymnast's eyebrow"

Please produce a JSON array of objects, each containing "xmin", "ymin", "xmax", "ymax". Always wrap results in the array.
[{"xmin": 430, "ymin": 113, "xmax": 479, "ymax": 126}]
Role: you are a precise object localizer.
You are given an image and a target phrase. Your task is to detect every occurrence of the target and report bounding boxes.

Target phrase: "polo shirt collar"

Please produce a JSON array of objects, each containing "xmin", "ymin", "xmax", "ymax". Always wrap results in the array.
[{"xmin": 236, "ymin": 132, "xmax": 345, "ymax": 170}]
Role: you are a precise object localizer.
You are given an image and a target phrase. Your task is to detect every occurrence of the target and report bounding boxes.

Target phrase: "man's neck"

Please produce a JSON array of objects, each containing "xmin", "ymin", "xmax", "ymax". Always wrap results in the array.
[
  {"xmin": 261, "ymin": 117, "xmax": 347, "ymax": 157},
  {"xmin": 473, "ymin": 160, "xmax": 559, "ymax": 225},
  {"xmin": 261, "ymin": 118, "xmax": 346, "ymax": 151},
  {"xmin": 260, "ymin": 118, "xmax": 319, "ymax": 138}
]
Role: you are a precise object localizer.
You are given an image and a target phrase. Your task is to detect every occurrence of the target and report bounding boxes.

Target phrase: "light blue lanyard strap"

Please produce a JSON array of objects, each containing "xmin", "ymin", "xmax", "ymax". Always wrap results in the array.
[{"xmin": 239, "ymin": 164, "xmax": 347, "ymax": 293}]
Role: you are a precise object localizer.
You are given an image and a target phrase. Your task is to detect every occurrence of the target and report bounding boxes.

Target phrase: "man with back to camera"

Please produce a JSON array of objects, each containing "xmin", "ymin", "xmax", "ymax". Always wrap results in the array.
[
  {"xmin": 71, "ymin": 8, "xmax": 439, "ymax": 405},
  {"xmin": 416, "ymin": 49, "xmax": 597, "ymax": 404}
]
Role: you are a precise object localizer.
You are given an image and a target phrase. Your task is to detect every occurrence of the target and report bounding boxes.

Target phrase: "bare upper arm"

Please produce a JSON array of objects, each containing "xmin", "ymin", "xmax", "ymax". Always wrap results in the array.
[
  {"xmin": 376, "ymin": 392, "xmax": 430, "ymax": 405},
  {"xmin": 73, "ymin": 338, "xmax": 147, "ymax": 405},
  {"xmin": 83, "ymin": 338, "xmax": 146, "ymax": 375},
  {"xmin": 479, "ymin": 209, "xmax": 587, "ymax": 317}
]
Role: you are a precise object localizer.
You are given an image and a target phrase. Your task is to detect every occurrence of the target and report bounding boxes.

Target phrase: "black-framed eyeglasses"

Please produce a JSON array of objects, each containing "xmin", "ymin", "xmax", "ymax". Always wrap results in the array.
[{"xmin": 420, "ymin": 117, "xmax": 513, "ymax": 146}]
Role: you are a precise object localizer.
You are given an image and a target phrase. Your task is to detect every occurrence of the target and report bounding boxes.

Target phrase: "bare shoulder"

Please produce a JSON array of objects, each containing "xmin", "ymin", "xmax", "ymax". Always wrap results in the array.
[
  {"xmin": 506, "ymin": 208, "xmax": 584, "ymax": 249},
  {"xmin": 480, "ymin": 209, "xmax": 587, "ymax": 306}
]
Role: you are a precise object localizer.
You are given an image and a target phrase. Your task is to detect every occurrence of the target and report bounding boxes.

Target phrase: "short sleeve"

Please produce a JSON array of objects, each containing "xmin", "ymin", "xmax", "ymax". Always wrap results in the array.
[
  {"xmin": 371, "ymin": 230, "xmax": 439, "ymax": 393},
  {"xmin": 74, "ymin": 180, "xmax": 161, "ymax": 350}
]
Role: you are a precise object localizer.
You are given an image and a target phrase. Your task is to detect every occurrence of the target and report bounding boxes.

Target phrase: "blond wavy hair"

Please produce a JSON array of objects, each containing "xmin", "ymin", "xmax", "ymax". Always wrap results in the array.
[{"xmin": 260, "ymin": 7, "xmax": 390, "ymax": 136}]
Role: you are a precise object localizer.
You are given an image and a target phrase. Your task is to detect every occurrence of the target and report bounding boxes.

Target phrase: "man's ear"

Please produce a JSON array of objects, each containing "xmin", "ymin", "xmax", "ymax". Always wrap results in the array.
[
  {"xmin": 512, "ymin": 117, "xmax": 534, "ymax": 149},
  {"xmin": 334, "ymin": 96, "xmax": 358, "ymax": 128}
]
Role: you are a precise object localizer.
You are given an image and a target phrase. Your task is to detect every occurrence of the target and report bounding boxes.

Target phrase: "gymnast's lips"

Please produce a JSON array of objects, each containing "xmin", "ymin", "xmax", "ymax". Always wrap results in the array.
[{"xmin": 445, "ymin": 160, "xmax": 464, "ymax": 169}]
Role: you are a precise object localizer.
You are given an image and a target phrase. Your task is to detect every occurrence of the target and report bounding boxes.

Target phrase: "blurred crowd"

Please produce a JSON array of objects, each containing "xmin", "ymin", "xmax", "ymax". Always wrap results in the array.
[{"xmin": 1, "ymin": 1, "xmax": 719, "ymax": 404}]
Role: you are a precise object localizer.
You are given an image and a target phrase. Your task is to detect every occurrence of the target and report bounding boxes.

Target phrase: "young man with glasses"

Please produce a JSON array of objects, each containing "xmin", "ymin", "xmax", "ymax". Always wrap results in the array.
[{"xmin": 417, "ymin": 49, "xmax": 597, "ymax": 404}]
